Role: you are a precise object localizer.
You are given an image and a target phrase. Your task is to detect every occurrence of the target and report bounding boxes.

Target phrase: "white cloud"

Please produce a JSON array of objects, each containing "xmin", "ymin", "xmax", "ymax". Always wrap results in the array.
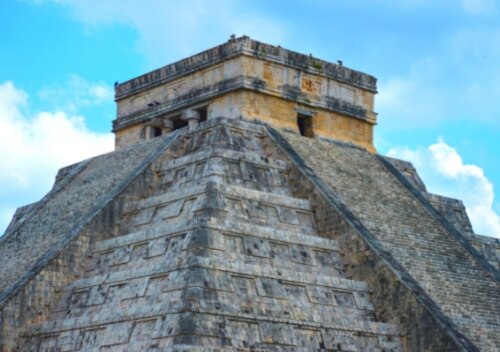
[
  {"xmin": 462, "ymin": 0, "xmax": 497, "ymax": 14},
  {"xmin": 38, "ymin": 74, "xmax": 113, "ymax": 113},
  {"xmin": 0, "ymin": 81, "xmax": 114, "ymax": 234},
  {"xmin": 388, "ymin": 139, "xmax": 500, "ymax": 238},
  {"xmin": 33, "ymin": 0, "xmax": 286, "ymax": 67}
]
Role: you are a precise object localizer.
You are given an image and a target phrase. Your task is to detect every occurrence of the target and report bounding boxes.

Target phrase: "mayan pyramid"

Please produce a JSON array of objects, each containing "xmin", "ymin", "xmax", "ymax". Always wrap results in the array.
[{"xmin": 0, "ymin": 36, "xmax": 498, "ymax": 352}]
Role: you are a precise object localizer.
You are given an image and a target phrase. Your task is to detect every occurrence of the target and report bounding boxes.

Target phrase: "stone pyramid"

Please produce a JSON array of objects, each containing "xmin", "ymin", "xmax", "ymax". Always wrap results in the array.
[{"xmin": 0, "ymin": 37, "xmax": 498, "ymax": 351}]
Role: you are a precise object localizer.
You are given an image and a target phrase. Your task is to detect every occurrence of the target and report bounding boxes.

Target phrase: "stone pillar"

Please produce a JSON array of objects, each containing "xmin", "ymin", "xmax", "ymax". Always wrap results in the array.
[
  {"xmin": 144, "ymin": 125, "xmax": 154, "ymax": 139},
  {"xmin": 150, "ymin": 117, "xmax": 163, "ymax": 128},
  {"xmin": 181, "ymin": 109, "xmax": 200, "ymax": 130},
  {"xmin": 163, "ymin": 118, "xmax": 174, "ymax": 133}
]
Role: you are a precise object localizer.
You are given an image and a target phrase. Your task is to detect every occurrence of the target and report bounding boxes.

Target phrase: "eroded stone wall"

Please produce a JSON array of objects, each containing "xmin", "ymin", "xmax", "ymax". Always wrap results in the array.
[
  {"xmin": 3, "ymin": 118, "xmax": 496, "ymax": 351},
  {"xmin": 18, "ymin": 119, "xmax": 402, "ymax": 351},
  {"xmin": 113, "ymin": 37, "xmax": 377, "ymax": 152},
  {"xmin": 0, "ymin": 135, "xmax": 178, "ymax": 351}
]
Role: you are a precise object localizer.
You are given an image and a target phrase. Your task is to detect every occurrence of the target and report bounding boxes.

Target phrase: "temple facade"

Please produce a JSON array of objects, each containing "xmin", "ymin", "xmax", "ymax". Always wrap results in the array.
[{"xmin": 113, "ymin": 36, "xmax": 377, "ymax": 152}]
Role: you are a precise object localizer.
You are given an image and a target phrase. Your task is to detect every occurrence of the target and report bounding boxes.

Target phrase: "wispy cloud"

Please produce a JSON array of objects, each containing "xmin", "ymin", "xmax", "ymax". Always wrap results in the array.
[
  {"xmin": 461, "ymin": 0, "xmax": 497, "ymax": 15},
  {"xmin": 33, "ymin": 0, "xmax": 287, "ymax": 67},
  {"xmin": 0, "ymin": 81, "xmax": 113, "ymax": 234},
  {"xmin": 38, "ymin": 74, "xmax": 113, "ymax": 114},
  {"xmin": 388, "ymin": 139, "xmax": 500, "ymax": 238}
]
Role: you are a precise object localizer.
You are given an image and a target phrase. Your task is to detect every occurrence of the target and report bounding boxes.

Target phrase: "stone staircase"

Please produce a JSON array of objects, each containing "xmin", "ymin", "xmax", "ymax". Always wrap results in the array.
[
  {"xmin": 278, "ymin": 130, "xmax": 500, "ymax": 351},
  {"xmin": 22, "ymin": 120, "xmax": 403, "ymax": 351}
]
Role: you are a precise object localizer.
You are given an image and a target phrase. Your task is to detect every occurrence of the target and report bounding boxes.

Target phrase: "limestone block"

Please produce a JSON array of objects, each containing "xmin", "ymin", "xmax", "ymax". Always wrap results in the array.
[
  {"xmin": 152, "ymin": 314, "xmax": 180, "ymax": 339},
  {"xmin": 290, "ymin": 244, "xmax": 315, "ymax": 266},
  {"xmin": 307, "ymin": 285, "xmax": 337, "ymax": 306},
  {"xmin": 147, "ymin": 237, "xmax": 169, "ymax": 258},
  {"xmin": 201, "ymin": 158, "xmax": 223, "ymax": 178},
  {"xmin": 378, "ymin": 335, "xmax": 404, "ymax": 351},
  {"xmin": 227, "ymin": 320, "xmax": 261, "ymax": 348},
  {"xmin": 334, "ymin": 291, "xmax": 356, "ymax": 308},
  {"xmin": 64, "ymin": 289, "xmax": 90, "ymax": 310},
  {"xmin": 322, "ymin": 330, "xmax": 358, "ymax": 352},
  {"xmin": 129, "ymin": 207, "xmax": 156, "ymax": 227},
  {"xmin": 100, "ymin": 322, "xmax": 133, "ymax": 347},
  {"xmin": 155, "ymin": 201, "xmax": 184, "ymax": 220},
  {"xmin": 277, "ymin": 207, "xmax": 301, "ymax": 225},
  {"xmin": 256, "ymin": 278, "xmax": 286, "ymax": 298},
  {"xmin": 128, "ymin": 319, "xmax": 157, "ymax": 343},
  {"xmin": 282, "ymin": 283, "xmax": 308, "ymax": 301},
  {"xmin": 294, "ymin": 328, "xmax": 324, "ymax": 349},
  {"xmin": 109, "ymin": 246, "xmax": 133, "ymax": 266},
  {"xmin": 353, "ymin": 291, "xmax": 374, "ymax": 310},
  {"xmin": 243, "ymin": 236, "xmax": 272, "ymax": 258},
  {"xmin": 259, "ymin": 322, "xmax": 295, "ymax": 345},
  {"xmin": 232, "ymin": 275, "xmax": 257, "ymax": 297},
  {"xmin": 56, "ymin": 330, "xmax": 84, "ymax": 351},
  {"xmin": 87, "ymin": 285, "xmax": 108, "ymax": 306}
]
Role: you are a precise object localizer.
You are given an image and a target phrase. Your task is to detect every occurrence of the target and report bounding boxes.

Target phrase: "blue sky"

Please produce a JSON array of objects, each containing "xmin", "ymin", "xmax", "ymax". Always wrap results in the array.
[{"xmin": 1, "ymin": 0, "xmax": 499, "ymax": 238}]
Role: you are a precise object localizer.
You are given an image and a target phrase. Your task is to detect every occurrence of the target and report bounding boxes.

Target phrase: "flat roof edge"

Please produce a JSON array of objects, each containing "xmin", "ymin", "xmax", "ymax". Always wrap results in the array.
[{"xmin": 115, "ymin": 36, "xmax": 377, "ymax": 100}]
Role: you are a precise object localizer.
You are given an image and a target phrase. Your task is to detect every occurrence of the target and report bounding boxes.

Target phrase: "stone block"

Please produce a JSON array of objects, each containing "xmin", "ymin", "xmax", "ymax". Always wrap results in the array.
[{"xmin": 256, "ymin": 278, "xmax": 286, "ymax": 298}]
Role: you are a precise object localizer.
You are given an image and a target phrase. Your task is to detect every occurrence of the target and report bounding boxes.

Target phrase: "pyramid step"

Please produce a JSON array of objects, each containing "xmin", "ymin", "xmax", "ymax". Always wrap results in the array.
[
  {"xmin": 125, "ymin": 184, "xmax": 312, "ymax": 215},
  {"xmin": 31, "ymin": 287, "xmax": 397, "ymax": 334},
  {"xmin": 27, "ymin": 336, "xmax": 401, "ymax": 352},
  {"xmin": 66, "ymin": 255, "xmax": 369, "ymax": 300},
  {"xmin": 50, "ymin": 276, "xmax": 376, "ymax": 323},
  {"xmin": 93, "ymin": 220, "xmax": 338, "ymax": 257},
  {"xmin": 28, "ymin": 307, "xmax": 401, "ymax": 349},
  {"xmin": 86, "ymin": 252, "xmax": 343, "ymax": 283},
  {"xmin": 151, "ymin": 147, "xmax": 294, "ymax": 198},
  {"xmin": 120, "ymin": 183, "xmax": 317, "ymax": 237},
  {"xmin": 154, "ymin": 148, "xmax": 290, "ymax": 174},
  {"xmin": 27, "ymin": 335, "xmax": 401, "ymax": 352},
  {"xmin": 36, "ymin": 293, "xmax": 378, "ymax": 335},
  {"xmin": 87, "ymin": 221, "xmax": 342, "ymax": 278}
]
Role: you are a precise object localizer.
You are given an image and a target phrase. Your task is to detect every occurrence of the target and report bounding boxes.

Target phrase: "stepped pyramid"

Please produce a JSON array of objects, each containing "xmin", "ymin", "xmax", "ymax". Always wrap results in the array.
[{"xmin": 0, "ymin": 37, "xmax": 498, "ymax": 351}]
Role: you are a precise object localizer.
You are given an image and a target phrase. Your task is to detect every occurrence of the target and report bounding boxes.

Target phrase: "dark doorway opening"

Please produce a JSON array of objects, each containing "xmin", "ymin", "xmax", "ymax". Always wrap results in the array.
[
  {"xmin": 196, "ymin": 106, "xmax": 208, "ymax": 122},
  {"xmin": 153, "ymin": 127, "xmax": 162, "ymax": 137},
  {"xmin": 172, "ymin": 117, "xmax": 189, "ymax": 130},
  {"xmin": 297, "ymin": 114, "xmax": 314, "ymax": 137}
]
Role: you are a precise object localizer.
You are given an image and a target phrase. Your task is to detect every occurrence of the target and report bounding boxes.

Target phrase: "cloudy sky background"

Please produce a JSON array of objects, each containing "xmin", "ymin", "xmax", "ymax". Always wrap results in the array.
[{"xmin": 1, "ymin": 0, "xmax": 499, "ymax": 238}]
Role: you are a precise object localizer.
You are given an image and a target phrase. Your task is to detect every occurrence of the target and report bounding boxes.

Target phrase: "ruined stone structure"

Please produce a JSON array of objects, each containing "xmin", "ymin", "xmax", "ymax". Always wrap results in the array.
[{"xmin": 0, "ymin": 37, "xmax": 498, "ymax": 351}]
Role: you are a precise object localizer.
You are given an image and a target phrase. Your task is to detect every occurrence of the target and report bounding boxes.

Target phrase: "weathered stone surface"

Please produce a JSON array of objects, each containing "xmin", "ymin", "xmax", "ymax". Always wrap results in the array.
[
  {"xmin": 0, "ymin": 137, "xmax": 171, "ymax": 294},
  {"xmin": 273, "ymin": 128, "xmax": 499, "ymax": 351},
  {"xmin": 0, "ymin": 130, "xmax": 185, "ymax": 350},
  {"xmin": 1, "ymin": 38, "xmax": 498, "ymax": 351},
  {"xmin": 113, "ymin": 37, "xmax": 377, "ymax": 152},
  {"xmin": 2, "ymin": 119, "xmax": 405, "ymax": 351},
  {"xmin": 470, "ymin": 234, "xmax": 500, "ymax": 270}
]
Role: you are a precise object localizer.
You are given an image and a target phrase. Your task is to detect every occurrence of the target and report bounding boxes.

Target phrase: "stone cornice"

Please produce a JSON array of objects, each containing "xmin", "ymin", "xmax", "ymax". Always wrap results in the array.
[{"xmin": 115, "ymin": 36, "xmax": 377, "ymax": 101}]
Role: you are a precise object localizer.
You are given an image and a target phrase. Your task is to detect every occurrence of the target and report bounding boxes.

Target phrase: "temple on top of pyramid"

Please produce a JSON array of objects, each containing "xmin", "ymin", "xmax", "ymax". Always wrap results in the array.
[
  {"xmin": 113, "ymin": 36, "xmax": 377, "ymax": 151},
  {"xmin": 0, "ymin": 37, "xmax": 499, "ymax": 352}
]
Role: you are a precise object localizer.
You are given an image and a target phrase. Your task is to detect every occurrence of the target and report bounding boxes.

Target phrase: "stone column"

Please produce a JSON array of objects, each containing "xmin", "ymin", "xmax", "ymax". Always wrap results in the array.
[
  {"xmin": 150, "ymin": 117, "xmax": 164, "ymax": 128},
  {"xmin": 148, "ymin": 117, "xmax": 162, "ymax": 138},
  {"xmin": 181, "ymin": 109, "xmax": 200, "ymax": 130},
  {"xmin": 163, "ymin": 118, "xmax": 174, "ymax": 133}
]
